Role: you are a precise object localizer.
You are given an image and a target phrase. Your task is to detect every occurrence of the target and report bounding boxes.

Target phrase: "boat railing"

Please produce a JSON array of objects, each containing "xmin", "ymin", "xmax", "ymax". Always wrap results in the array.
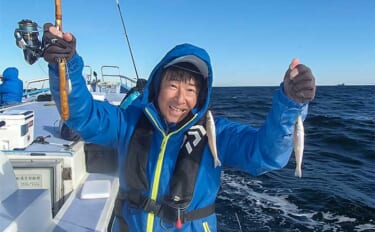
[
  {"xmin": 99, "ymin": 65, "xmax": 136, "ymax": 94},
  {"xmin": 23, "ymin": 77, "xmax": 50, "ymax": 98},
  {"xmin": 119, "ymin": 74, "xmax": 137, "ymax": 92},
  {"xmin": 83, "ymin": 65, "xmax": 93, "ymax": 83}
]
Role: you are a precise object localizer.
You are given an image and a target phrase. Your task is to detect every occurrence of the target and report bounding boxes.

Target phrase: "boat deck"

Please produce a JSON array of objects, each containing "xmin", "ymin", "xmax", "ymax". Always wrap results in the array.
[{"xmin": 0, "ymin": 98, "xmax": 119, "ymax": 231}]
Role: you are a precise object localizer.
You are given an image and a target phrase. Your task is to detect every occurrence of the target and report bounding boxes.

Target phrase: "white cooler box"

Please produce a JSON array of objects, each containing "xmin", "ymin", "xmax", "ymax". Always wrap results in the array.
[{"xmin": 0, "ymin": 110, "xmax": 34, "ymax": 150}]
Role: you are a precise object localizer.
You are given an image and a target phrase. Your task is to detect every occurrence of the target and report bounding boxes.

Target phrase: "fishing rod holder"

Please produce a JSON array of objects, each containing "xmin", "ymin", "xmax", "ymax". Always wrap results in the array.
[{"xmin": 14, "ymin": 19, "xmax": 44, "ymax": 65}]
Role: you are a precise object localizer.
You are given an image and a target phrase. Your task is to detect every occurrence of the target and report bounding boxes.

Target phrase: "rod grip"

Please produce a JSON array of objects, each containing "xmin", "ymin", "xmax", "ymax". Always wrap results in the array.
[
  {"xmin": 55, "ymin": 0, "xmax": 69, "ymax": 120},
  {"xmin": 58, "ymin": 60, "xmax": 69, "ymax": 120}
]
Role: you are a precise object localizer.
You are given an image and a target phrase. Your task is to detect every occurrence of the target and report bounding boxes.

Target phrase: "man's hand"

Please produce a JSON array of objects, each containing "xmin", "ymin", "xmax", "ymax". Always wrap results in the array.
[
  {"xmin": 42, "ymin": 23, "xmax": 76, "ymax": 64},
  {"xmin": 283, "ymin": 58, "xmax": 316, "ymax": 103}
]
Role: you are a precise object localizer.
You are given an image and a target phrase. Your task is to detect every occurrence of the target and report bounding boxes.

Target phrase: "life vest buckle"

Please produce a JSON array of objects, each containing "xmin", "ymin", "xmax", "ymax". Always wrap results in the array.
[{"xmin": 142, "ymin": 198, "xmax": 161, "ymax": 215}]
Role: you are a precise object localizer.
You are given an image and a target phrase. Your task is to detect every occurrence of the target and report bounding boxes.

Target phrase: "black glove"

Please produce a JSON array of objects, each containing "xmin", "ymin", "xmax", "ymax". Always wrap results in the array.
[
  {"xmin": 283, "ymin": 64, "xmax": 316, "ymax": 103},
  {"xmin": 42, "ymin": 23, "xmax": 76, "ymax": 64}
]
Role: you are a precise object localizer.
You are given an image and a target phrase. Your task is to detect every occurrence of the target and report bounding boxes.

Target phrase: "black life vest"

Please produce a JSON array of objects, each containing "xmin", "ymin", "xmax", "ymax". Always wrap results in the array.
[{"xmin": 115, "ymin": 113, "xmax": 215, "ymax": 229}]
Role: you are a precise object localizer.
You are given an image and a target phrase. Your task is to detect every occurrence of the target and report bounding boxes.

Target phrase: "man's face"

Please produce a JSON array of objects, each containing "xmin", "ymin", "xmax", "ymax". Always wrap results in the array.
[{"xmin": 157, "ymin": 76, "xmax": 199, "ymax": 124}]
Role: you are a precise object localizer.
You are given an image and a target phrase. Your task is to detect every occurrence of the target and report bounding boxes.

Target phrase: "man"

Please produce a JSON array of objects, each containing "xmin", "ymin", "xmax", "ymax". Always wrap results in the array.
[
  {"xmin": 42, "ymin": 23, "xmax": 315, "ymax": 231},
  {"xmin": 0, "ymin": 67, "xmax": 23, "ymax": 106}
]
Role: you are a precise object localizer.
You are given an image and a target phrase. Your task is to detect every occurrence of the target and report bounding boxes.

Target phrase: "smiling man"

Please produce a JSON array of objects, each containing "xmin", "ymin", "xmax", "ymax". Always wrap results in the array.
[
  {"xmin": 157, "ymin": 63, "xmax": 203, "ymax": 125},
  {"xmin": 42, "ymin": 23, "xmax": 315, "ymax": 231}
]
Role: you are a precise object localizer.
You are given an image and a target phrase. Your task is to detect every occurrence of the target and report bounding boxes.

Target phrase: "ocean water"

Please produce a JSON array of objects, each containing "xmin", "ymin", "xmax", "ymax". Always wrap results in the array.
[{"xmin": 210, "ymin": 86, "xmax": 375, "ymax": 232}]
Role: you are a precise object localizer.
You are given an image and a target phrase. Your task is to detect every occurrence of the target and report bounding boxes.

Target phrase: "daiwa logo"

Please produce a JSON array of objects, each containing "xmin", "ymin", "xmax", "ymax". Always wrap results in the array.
[{"xmin": 183, "ymin": 125, "xmax": 206, "ymax": 154}]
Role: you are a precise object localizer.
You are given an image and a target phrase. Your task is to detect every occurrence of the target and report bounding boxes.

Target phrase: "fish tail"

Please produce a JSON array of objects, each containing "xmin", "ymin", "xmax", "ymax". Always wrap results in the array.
[
  {"xmin": 214, "ymin": 159, "xmax": 222, "ymax": 168},
  {"xmin": 295, "ymin": 167, "xmax": 302, "ymax": 178}
]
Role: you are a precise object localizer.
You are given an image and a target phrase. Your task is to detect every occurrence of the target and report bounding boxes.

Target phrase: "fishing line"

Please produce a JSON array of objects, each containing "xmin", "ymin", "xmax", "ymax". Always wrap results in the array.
[
  {"xmin": 37, "ymin": 62, "xmax": 48, "ymax": 76},
  {"xmin": 235, "ymin": 212, "xmax": 243, "ymax": 232},
  {"xmin": 115, "ymin": 0, "xmax": 139, "ymax": 80}
]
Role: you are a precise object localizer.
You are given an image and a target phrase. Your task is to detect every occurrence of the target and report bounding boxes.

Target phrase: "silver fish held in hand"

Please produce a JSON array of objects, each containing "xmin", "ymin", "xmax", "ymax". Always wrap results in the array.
[
  {"xmin": 294, "ymin": 115, "xmax": 304, "ymax": 177},
  {"xmin": 206, "ymin": 110, "xmax": 221, "ymax": 168}
]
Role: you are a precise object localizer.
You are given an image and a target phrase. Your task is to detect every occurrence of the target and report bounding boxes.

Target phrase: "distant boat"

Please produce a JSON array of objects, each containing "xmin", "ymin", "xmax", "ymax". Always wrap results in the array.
[{"xmin": 337, "ymin": 83, "xmax": 345, "ymax": 86}]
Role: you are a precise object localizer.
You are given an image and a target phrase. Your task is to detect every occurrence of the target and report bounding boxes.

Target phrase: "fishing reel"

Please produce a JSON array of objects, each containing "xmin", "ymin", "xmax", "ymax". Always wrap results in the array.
[{"xmin": 14, "ymin": 19, "xmax": 44, "ymax": 65}]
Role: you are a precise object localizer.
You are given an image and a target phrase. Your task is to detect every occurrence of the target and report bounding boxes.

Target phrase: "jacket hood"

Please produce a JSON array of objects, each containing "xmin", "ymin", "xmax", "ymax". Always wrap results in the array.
[
  {"xmin": 141, "ymin": 43, "xmax": 213, "ymax": 121},
  {"xmin": 2, "ymin": 67, "xmax": 19, "ymax": 81}
]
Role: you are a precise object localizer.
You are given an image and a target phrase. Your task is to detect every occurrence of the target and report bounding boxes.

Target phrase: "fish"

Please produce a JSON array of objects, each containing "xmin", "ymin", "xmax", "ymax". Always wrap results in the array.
[
  {"xmin": 206, "ymin": 110, "xmax": 221, "ymax": 167},
  {"xmin": 294, "ymin": 114, "xmax": 304, "ymax": 178},
  {"xmin": 289, "ymin": 58, "xmax": 305, "ymax": 178}
]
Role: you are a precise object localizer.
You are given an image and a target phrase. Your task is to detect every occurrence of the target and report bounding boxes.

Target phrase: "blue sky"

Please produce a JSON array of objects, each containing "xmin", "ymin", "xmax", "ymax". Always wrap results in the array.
[{"xmin": 1, "ymin": 0, "xmax": 374, "ymax": 86}]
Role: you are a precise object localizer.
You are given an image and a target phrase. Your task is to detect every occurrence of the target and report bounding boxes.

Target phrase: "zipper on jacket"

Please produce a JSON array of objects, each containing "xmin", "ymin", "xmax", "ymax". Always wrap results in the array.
[
  {"xmin": 203, "ymin": 221, "xmax": 211, "ymax": 232},
  {"xmin": 144, "ymin": 109, "xmax": 197, "ymax": 232},
  {"xmin": 146, "ymin": 134, "xmax": 169, "ymax": 232}
]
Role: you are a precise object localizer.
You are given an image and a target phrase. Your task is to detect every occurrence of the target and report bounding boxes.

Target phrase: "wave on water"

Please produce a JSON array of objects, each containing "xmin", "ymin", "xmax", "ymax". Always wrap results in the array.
[
  {"xmin": 211, "ymin": 86, "xmax": 375, "ymax": 231},
  {"xmin": 216, "ymin": 171, "xmax": 375, "ymax": 232}
]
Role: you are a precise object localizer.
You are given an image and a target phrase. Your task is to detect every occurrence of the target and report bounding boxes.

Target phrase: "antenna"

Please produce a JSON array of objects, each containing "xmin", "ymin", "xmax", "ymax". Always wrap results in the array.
[{"xmin": 115, "ymin": 0, "xmax": 139, "ymax": 79}]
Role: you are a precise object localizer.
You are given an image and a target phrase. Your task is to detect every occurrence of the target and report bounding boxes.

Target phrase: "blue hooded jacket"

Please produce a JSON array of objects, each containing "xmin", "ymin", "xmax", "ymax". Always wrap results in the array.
[
  {"xmin": 0, "ymin": 67, "xmax": 23, "ymax": 105},
  {"xmin": 48, "ymin": 43, "xmax": 308, "ymax": 231}
]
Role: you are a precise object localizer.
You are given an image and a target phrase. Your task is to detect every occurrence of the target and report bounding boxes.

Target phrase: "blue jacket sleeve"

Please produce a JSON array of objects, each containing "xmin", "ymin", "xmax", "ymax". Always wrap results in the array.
[
  {"xmin": 218, "ymin": 83, "xmax": 308, "ymax": 176},
  {"xmin": 48, "ymin": 53, "xmax": 126, "ymax": 148}
]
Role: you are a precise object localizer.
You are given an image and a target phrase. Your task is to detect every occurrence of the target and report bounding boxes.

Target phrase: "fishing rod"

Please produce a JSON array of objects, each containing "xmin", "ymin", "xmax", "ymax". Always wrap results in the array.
[
  {"xmin": 55, "ymin": 0, "xmax": 70, "ymax": 120},
  {"xmin": 115, "ymin": 0, "xmax": 139, "ymax": 80}
]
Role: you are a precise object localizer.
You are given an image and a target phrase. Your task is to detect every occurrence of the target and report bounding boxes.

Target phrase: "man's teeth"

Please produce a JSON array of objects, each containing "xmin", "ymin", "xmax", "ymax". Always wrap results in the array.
[{"xmin": 170, "ymin": 105, "xmax": 184, "ymax": 112}]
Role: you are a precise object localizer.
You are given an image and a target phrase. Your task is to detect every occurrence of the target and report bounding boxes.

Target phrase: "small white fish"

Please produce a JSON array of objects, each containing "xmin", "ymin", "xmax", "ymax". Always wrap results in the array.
[
  {"xmin": 294, "ymin": 115, "xmax": 304, "ymax": 178},
  {"xmin": 206, "ymin": 110, "xmax": 221, "ymax": 168},
  {"xmin": 289, "ymin": 58, "xmax": 305, "ymax": 177}
]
